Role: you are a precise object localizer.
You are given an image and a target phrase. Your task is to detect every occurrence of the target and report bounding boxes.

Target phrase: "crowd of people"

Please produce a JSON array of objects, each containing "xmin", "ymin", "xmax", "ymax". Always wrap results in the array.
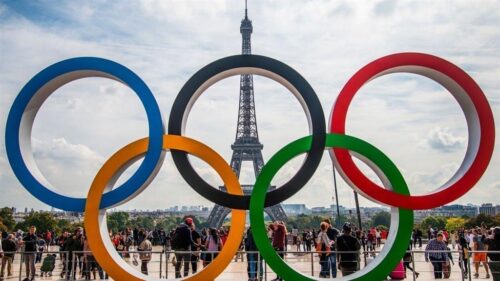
[
  {"xmin": 1, "ymin": 219, "xmax": 499, "ymax": 281},
  {"xmin": 0, "ymin": 226, "xmax": 154, "ymax": 281},
  {"xmin": 423, "ymin": 226, "xmax": 500, "ymax": 280}
]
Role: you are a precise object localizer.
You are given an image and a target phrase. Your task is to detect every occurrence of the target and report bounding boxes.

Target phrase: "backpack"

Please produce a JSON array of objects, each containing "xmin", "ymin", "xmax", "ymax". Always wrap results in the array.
[{"xmin": 170, "ymin": 225, "xmax": 191, "ymax": 250}]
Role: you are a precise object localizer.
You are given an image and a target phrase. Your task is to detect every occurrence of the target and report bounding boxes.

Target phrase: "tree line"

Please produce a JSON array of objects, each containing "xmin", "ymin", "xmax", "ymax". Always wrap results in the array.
[{"xmin": 2, "ymin": 207, "xmax": 499, "ymax": 234}]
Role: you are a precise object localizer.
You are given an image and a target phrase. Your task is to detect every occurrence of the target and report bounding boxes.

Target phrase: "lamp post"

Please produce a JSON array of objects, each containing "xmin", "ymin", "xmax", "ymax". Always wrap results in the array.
[{"xmin": 332, "ymin": 168, "xmax": 341, "ymax": 227}]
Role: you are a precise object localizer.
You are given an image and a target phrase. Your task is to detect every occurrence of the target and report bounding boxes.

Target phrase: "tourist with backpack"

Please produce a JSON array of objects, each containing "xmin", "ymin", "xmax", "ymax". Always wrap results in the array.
[
  {"xmin": 138, "ymin": 229, "xmax": 153, "ymax": 275},
  {"xmin": 171, "ymin": 218, "xmax": 195, "ymax": 278},
  {"xmin": 336, "ymin": 223, "xmax": 361, "ymax": 276}
]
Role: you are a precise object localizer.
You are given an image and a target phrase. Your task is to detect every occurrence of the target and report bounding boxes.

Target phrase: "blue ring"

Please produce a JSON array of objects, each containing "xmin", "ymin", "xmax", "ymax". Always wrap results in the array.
[{"xmin": 5, "ymin": 57, "xmax": 164, "ymax": 212}]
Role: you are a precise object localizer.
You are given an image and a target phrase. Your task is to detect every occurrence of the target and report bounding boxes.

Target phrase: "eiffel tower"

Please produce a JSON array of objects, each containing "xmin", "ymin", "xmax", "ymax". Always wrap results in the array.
[{"xmin": 206, "ymin": 1, "xmax": 287, "ymax": 227}]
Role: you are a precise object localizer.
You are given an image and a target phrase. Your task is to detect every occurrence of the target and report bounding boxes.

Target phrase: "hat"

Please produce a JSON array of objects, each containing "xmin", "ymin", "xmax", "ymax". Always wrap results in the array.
[{"xmin": 185, "ymin": 218, "xmax": 193, "ymax": 226}]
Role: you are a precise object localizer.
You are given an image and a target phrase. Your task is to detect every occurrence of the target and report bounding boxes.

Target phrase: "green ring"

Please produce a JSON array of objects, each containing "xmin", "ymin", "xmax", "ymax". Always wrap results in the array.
[{"xmin": 250, "ymin": 134, "xmax": 413, "ymax": 280}]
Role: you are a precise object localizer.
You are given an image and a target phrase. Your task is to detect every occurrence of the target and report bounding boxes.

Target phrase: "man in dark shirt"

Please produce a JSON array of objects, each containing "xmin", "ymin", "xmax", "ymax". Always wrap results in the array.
[
  {"xmin": 486, "ymin": 227, "xmax": 500, "ymax": 281},
  {"xmin": 21, "ymin": 226, "xmax": 38, "ymax": 281},
  {"xmin": 63, "ymin": 228, "xmax": 83, "ymax": 281},
  {"xmin": 1, "ymin": 234, "xmax": 18, "ymax": 278},
  {"xmin": 336, "ymin": 222, "xmax": 361, "ymax": 276},
  {"xmin": 189, "ymin": 223, "xmax": 201, "ymax": 274},
  {"xmin": 323, "ymin": 219, "xmax": 340, "ymax": 278},
  {"xmin": 245, "ymin": 227, "xmax": 263, "ymax": 281},
  {"xmin": 172, "ymin": 218, "xmax": 194, "ymax": 278}
]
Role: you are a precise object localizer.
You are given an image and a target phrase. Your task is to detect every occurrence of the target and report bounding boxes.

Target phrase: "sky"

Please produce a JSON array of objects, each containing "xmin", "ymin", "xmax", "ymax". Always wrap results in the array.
[{"xmin": 0, "ymin": 0, "xmax": 499, "ymax": 212}]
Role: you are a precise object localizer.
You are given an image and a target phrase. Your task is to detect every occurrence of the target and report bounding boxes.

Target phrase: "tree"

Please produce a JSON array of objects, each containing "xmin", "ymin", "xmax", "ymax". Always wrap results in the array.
[
  {"xmin": 157, "ymin": 217, "xmax": 180, "ymax": 232},
  {"xmin": 15, "ymin": 212, "xmax": 58, "ymax": 234},
  {"xmin": 0, "ymin": 220, "xmax": 8, "ymax": 233},
  {"xmin": 107, "ymin": 212, "xmax": 130, "ymax": 233},
  {"xmin": 420, "ymin": 216, "xmax": 447, "ymax": 231},
  {"xmin": 129, "ymin": 216, "xmax": 156, "ymax": 230},
  {"xmin": 464, "ymin": 214, "xmax": 497, "ymax": 229},
  {"xmin": 372, "ymin": 211, "xmax": 391, "ymax": 228},
  {"xmin": 0, "ymin": 207, "xmax": 16, "ymax": 231},
  {"xmin": 446, "ymin": 218, "xmax": 467, "ymax": 231},
  {"xmin": 446, "ymin": 217, "xmax": 466, "ymax": 232},
  {"xmin": 56, "ymin": 219, "xmax": 74, "ymax": 233}
]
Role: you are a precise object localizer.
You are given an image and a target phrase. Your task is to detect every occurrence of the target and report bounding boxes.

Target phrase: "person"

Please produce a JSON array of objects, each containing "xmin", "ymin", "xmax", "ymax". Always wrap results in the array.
[
  {"xmin": 458, "ymin": 233, "xmax": 471, "ymax": 277},
  {"xmin": 271, "ymin": 221, "xmax": 286, "ymax": 281},
  {"xmin": 189, "ymin": 223, "xmax": 201, "ymax": 274},
  {"xmin": 35, "ymin": 235, "xmax": 46, "ymax": 264},
  {"xmin": 245, "ymin": 227, "xmax": 263, "ymax": 281},
  {"xmin": 425, "ymin": 232, "xmax": 449, "ymax": 279},
  {"xmin": 366, "ymin": 229, "xmax": 376, "ymax": 257},
  {"xmin": 138, "ymin": 229, "xmax": 153, "ymax": 275},
  {"xmin": 485, "ymin": 227, "xmax": 500, "ymax": 281},
  {"xmin": 443, "ymin": 240, "xmax": 454, "ymax": 278},
  {"xmin": 203, "ymin": 228, "xmax": 222, "ymax": 268},
  {"xmin": 316, "ymin": 222, "xmax": 331, "ymax": 278},
  {"xmin": 112, "ymin": 233, "xmax": 125, "ymax": 257},
  {"xmin": 416, "ymin": 228, "xmax": 423, "ymax": 248},
  {"xmin": 302, "ymin": 231, "xmax": 310, "ymax": 252},
  {"xmin": 172, "ymin": 218, "xmax": 195, "ymax": 278},
  {"xmin": 450, "ymin": 230, "xmax": 457, "ymax": 249},
  {"xmin": 21, "ymin": 226, "xmax": 38, "ymax": 281},
  {"xmin": 1, "ymin": 234, "xmax": 17, "ymax": 280},
  {"xmin": 323, "ymin": 219, "xmax": 339, "ymax": 278},
  {"xmin": 63, "ymin": 228, "xmax": 84, "ymax": 281},
  {"xmin": 375, "ymin": 228, "xmax": 381, "ymax": 248},
  {"xmin": 472, "ymin": 228, "xmax": 490, "ymax": 279},
  {"xmin": 403, "ymin": 243, "xmax": 419, "ymax": 278},
  {"xmin": 336, "ymin": 222, "xmax": 361, "ymax": 276},
  {"xmin": 82, "ymin": 235, "xmax": 94, "ymax": 279}
]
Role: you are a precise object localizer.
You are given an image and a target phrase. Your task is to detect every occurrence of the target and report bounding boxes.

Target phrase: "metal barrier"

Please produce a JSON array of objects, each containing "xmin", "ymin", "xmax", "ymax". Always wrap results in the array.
[{"xmin": 1, "ymin": 249, "xmax": 499, "ymax": 280}]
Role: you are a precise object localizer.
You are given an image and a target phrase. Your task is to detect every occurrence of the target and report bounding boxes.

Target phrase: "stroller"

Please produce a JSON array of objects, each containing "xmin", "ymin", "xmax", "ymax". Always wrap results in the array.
[{"xmin": 40, "ymin": 254, "xmax": 57, "ymax": 277}]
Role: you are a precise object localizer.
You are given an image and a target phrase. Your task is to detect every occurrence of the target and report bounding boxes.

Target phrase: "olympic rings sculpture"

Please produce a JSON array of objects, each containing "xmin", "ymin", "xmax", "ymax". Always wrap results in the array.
[{"xmin": 5, "ymin": 53, "xmax": 495, "ymax": 281}]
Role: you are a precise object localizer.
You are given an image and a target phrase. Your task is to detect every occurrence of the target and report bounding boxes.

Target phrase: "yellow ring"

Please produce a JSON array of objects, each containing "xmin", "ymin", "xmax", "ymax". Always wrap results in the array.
[{"xmin": 84, "ymin": 135, "xmax": 246, "ymax": 281}]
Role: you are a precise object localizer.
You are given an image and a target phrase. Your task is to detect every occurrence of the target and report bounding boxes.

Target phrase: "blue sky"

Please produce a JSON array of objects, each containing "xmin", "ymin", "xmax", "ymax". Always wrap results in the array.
[{"xmin": 0, "ymin": 0, "xmax": 499, "ymax": 211}]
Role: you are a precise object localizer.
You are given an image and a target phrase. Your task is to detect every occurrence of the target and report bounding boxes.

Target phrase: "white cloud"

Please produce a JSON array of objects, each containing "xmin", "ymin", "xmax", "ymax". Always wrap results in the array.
[
  {"xmin": 1, "ymin": 1, "xmax": 499, "ymax": 210},
  {"xmin": 421, "ymin": 127, "xmax": 467, "ymax": 153}
]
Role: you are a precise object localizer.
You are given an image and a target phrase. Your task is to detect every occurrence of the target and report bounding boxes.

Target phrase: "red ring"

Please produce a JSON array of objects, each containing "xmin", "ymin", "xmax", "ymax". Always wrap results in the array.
[{"xmin": 330, "ymin": 53, "xmax": 495, "ymax": 210}]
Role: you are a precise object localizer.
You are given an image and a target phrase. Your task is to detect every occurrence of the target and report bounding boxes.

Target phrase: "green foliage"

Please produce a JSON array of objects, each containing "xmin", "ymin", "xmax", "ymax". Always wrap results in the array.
[
  {"xmin": 107, "ymin": 211, "xmax": 130, "ymax": 233},
  {"xmin": 0, "ymin": 207, "xmax": 16, "ymax": 231},
  {"xmin": 464, "ymin": 213, "xmax": 500, "ymax": 229},
  {"xmin": 129, "ymin": 216, "xmax": 155, "ymax": 230},
  {"xmin": 15, "ymin": 212, "xmax": 57, "ymax": 234},
  {"xmin": 446, "ymin": 217, "xmax": 466, "ymax": 232},
  {"xmin": 286, "ymin": 214, "xmax": 327, "ymax": 230},
  {"xmin": 376, "ymin": 225, "xmax": 389, "ymax": 231},
  {"xmin": 419, "ymin": 216, "xmax": 447, "ymax": 231},
  {"xmin": 0, "ymin": 220, "xmax": 8, "ymax": 233},
  {"xmin": 371, "ymin": 211, "xmax": 391, "ymax": 228},
  {"xmin": 157, "ymin": 216, "xmax": 181, "ymax": 231}
]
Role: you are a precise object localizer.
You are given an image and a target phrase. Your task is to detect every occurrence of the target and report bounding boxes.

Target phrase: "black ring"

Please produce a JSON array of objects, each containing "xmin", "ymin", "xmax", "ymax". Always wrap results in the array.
[{"xmin": 168, "ymin": 55, "xmax": 326, "ymax": 210}]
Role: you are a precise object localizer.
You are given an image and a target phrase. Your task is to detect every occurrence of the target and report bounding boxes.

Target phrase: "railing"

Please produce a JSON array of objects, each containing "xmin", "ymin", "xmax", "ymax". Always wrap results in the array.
[{"xmin": 1, "ymin": 249, "xmax": 499, "ymax": 280}]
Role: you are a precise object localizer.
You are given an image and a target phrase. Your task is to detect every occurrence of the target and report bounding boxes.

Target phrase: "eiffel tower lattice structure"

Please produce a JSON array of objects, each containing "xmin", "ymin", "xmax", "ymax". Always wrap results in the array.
[{"xmin": 205, "ymin": 2, "xmax": 287, "ymax": 228}]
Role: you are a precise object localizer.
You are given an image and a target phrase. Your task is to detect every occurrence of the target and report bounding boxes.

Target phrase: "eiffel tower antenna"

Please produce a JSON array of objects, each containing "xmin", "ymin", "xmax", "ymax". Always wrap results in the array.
[
  {"xmin": 245, "ymin": 0, "xmax": 248, "ymax": 19},
  {"xmin": 206, "ymin": 1, "xmax": 287, "ymax": 227}
]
